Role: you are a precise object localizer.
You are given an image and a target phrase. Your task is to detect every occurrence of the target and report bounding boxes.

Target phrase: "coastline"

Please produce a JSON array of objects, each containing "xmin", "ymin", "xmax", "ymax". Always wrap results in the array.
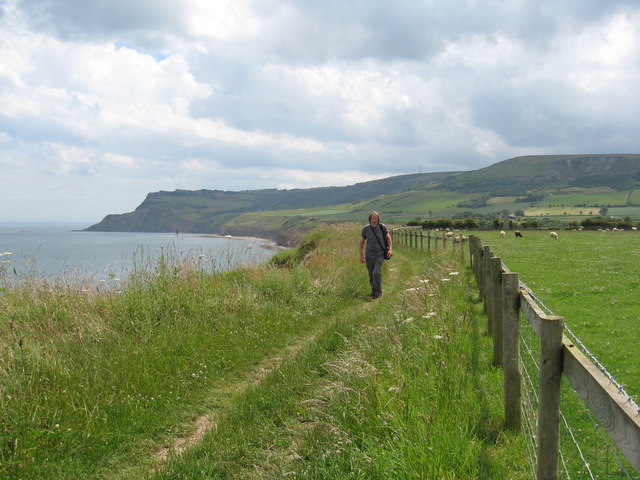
[{"xmin": 193, "ymin": 233, "xmax": 286, "ymax": 251}]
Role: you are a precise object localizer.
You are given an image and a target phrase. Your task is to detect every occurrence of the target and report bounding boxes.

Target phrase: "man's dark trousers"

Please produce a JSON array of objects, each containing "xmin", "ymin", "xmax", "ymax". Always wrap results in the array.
[{"xmin": 366, "ymin": 256, "xmax": 384, "ymax": 298}]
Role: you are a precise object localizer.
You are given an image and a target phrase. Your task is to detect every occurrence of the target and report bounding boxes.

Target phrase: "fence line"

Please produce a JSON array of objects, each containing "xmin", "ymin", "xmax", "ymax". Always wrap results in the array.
[
  {"xmin": 468, "ymin": 235, "xmax": 640, "ymax": 480},
  {"xmin": 390, "ymin": 227, "xmax": 467, "ymax": 261},
  {"xmin": 393, "ymin": 228, "xmax": 640, "ymax": 479}
]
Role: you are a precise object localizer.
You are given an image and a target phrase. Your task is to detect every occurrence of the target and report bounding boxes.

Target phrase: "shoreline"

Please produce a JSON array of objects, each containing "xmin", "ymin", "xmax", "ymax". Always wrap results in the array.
[{"xmin": 193, "ymin": 233, "xmax": 287, "ymax": 251}]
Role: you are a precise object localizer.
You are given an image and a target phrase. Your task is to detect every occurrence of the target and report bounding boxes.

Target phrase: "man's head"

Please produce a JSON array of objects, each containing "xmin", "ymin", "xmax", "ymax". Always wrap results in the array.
[{"xmin": 368, "ymin": 211, "xmax": 380, "ymax": 226}]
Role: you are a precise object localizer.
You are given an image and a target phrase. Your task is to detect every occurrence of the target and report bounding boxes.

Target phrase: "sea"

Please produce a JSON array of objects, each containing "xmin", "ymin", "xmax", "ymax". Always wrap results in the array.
[{"xmin": 0, "ymin": 223, "xmax": 279, "ymax": 286}]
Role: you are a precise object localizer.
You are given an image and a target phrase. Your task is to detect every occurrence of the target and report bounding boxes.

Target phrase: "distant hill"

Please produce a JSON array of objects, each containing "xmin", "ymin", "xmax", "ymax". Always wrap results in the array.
[
  {"xmin": 441, "ymin": 154, "xmax": 640, "ymax": 195},
  {"xmin": 86, "ymin": 154, "xmax": 640, "ymax": 245}
]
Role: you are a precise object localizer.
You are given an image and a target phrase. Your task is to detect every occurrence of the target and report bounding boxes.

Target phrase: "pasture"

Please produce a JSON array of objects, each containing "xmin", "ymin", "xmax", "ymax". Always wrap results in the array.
[{"xmin": 473, "ymin": 228, "xmax": 640, "ymax": 399}]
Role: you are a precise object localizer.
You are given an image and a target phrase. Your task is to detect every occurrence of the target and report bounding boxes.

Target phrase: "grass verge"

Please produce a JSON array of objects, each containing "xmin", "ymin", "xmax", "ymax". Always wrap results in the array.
[{"xmin": 1, "ymin": 224, "xmax": 528, "ymax": 479}]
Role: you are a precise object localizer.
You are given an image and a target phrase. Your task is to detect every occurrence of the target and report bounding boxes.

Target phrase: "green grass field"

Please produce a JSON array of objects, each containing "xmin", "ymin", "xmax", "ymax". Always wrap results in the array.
[{"xmin": 472, "ymin": 229, "xmax": 640, "ymax": 399}]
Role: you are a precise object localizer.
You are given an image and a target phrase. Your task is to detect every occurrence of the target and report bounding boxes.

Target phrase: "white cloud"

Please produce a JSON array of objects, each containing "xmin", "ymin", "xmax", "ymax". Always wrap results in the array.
[
  {"xmin": 1, "ymin": 0, "xmax": 640, "ymax": 223},
  {"xmin": 186, "ymin": 0, "xmax": 260, "ymax": 40}
]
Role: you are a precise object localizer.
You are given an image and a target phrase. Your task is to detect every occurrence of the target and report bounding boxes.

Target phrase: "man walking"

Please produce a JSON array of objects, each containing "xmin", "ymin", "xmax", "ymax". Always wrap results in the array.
[{"xmin": 359, "ymin": 211, "xmax": 392, "ymax": 299}]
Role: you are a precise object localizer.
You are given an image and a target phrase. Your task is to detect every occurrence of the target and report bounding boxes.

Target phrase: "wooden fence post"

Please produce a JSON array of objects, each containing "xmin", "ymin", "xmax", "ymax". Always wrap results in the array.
[
  {"xmin": 490, "ymin": 256, "xmax": 503, "ymax": 367},
  {"xmin": 470, "ymin": 235, "xmax": 478, "ymax": 271},
  {"xmin": 475, "ymin": 240, "xmax": 485, "ymax": 297},
  {"xmin": 502, "ymin": 272, "xmax": 521, "ymax": 431},
  {"xmin": 483, "ymin": 246, "xmax": 493, "ymax": 330},
  {"xmin": 473, "ymin": 236, "xmax": 482, "ymax": 280},
  {"xmin": 537, "ymin": 314, "xmax": 564, "ymax": 480}
]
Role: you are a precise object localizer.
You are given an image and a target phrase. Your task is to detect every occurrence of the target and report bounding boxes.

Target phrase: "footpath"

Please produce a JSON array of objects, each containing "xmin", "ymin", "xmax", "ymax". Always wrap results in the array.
[{"xmin": 107, "ymin": 244, "xmax": 527, "ymax": 479}]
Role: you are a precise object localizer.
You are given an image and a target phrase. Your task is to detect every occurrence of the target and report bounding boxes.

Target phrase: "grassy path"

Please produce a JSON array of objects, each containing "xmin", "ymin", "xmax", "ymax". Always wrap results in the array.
[
  {"xmin": 110, "ymin": 237, "xmax": 418, "ymax": 479},
  {"xmin": 144, "ymin": 239, "xmax": 527, "ymax": 478},
  {"xmin": 1, "ymin": 225, "xmax": 528, "ymax": 479}
]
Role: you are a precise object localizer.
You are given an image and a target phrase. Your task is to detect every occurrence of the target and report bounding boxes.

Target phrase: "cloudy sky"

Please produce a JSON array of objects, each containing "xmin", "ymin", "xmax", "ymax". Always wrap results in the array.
[{"xmin": 1, "ymin": 0, "xmax": 639, "ymax": 223}]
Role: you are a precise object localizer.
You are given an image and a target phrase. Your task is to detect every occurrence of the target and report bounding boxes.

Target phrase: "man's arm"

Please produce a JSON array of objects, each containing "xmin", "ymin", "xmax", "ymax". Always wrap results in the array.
[{"xmin": 359, "ymin": 237, "xmax": 366, "ymax": 263}]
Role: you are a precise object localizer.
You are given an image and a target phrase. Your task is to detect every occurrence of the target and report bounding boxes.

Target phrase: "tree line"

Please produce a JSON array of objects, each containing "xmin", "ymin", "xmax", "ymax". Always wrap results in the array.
[{"xmin": 407, "ymin": 214, "xmax": 639, "ymax": 231}]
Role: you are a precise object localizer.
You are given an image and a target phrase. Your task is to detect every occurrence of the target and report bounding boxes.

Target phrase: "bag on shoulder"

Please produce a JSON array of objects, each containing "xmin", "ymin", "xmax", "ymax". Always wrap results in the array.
[{"xmin": 371, "ymin": 224, "xmax": 392, "ymax": 260}]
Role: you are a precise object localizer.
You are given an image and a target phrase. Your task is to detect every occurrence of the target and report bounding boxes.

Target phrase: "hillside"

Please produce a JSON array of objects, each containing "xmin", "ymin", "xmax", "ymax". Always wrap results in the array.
[
  {"xmin": 86, "ymin": 154, "xmax": 640, "ymax": 244},
  {"xmin": 440, "ymin": 154, "xmax": 640, "ymax": 194}
]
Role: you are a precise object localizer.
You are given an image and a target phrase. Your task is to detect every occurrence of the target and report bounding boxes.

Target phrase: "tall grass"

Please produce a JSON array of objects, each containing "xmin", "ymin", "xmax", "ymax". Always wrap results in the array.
[
  {"xmin": 285, "ymin": 253, "xmax": 527, "ymax": 479},
  {"xmin": 1, "ymin": 224, "xmax": 528, "ymax": 479},
  {"xmin": 152, "ymin": 239, "xmax": 528, "ymax": 479},
  {"xmin": 0, "ymin": 227, "xmax": 361, "ymax": 479}
]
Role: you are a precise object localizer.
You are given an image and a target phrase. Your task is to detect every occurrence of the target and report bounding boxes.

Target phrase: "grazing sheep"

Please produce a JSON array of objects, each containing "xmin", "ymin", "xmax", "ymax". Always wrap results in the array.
[
  {"xmin": 550, "ymin": 231, "xmax": 558, "ymax": 240},
  {"xmin": 499, "ymin": 230, "xmax": 506, "ymax": 237},
  {"xmin": 515, "ymin": 230, "xmax": 523, "ymax": 238},
  {"xmin": 445, "ymin": 231, "xmax": 454, "ymax": 238}
]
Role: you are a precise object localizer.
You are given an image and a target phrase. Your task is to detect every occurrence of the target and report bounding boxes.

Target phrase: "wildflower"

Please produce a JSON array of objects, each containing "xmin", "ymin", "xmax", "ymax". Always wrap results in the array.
[
  {"xmin": 423, "ymin": 312, "xmax": 437, "ymax": 318},
  {"xmin": 449, "ymin": 271, "xmax": 460, "ymax": 276},
  {"xmin": 420, "ymin": 279, "xmax": 429, "ymax": 283},
  {"xmin": 404, "ymin": 317, "xmax": 414, "ymax": 323},
  {"xmin": 434, "ymin": 335, "xmax": 444, "ymax": 340},
  {"xmin": 441, "ymin": 278, "xmax": 451, "ymax": 282}
]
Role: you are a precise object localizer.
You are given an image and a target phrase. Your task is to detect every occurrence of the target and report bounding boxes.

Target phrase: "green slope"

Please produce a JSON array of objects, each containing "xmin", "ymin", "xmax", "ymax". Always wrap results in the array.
[{"xmin": 86, "ymin": 154, "xmax": 640, "ymax": 244}]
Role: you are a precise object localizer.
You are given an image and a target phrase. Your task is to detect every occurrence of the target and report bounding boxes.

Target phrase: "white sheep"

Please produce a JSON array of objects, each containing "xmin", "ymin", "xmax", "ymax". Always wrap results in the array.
[
  {"xmin": 445, "ymin": 231, "xmax": 454, "ymax": 238},
  {"xmin": 550, "ymin": 231, "xmax": 558, "ymax": 240},
  {"xmin": 499, "ymin": 230, "xmax": 506, "ymax": 237}
]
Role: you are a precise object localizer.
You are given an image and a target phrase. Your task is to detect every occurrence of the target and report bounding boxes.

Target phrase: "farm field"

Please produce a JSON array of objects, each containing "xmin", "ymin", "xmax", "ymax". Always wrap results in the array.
[{"xmin": 473, "ymin": 229, "xmax": 640, "ymax": 399}]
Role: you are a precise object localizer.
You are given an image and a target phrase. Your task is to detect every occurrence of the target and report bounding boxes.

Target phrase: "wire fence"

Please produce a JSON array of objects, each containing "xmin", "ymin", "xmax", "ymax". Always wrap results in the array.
[
  {"xmin": 392, "ymin": 228, "xmax": 640, "ymax": 479},
  {"xmin": 517, "ymin": 277, "xmax": 639, "ymax": 479}
]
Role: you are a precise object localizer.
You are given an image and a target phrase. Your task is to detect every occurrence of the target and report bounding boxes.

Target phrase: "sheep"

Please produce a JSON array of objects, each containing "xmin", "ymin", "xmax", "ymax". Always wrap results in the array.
[
  {"xmin": 515, "ymin": 230, "xmax": 523, "ymax": 238},
  {"xmin": 445, "ymin": 231, "xmax": 454, "ymax": 238},
  {"xmin": 550, "ymin": 231, "xmax": 558, "ymax": 240},
  {"xmin": 499, "ymin": 230, "xmax": 506, "ymax": 237}
]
